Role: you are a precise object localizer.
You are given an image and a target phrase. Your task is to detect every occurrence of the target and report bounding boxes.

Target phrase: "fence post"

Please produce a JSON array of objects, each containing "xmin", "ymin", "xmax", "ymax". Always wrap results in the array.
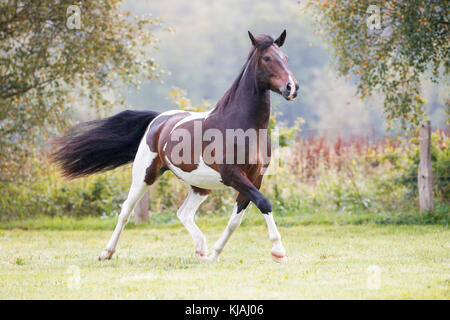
[
  {"xmin": 418, "ymin": 120, "xmax": 433, "ymax": 213},
  {"xmin": 134, "ymin": 191, "xmax": 149, "ymax": 224}
]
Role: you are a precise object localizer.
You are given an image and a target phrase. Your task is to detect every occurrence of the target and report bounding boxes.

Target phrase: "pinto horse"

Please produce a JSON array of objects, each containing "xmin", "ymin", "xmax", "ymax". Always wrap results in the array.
[{"xmin": 52, "ymin": 30, "xmax": 299, "ymax": 263}]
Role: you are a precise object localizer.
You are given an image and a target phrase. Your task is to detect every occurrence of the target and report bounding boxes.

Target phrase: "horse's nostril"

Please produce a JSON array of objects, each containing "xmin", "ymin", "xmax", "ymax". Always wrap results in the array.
[{"xmin": 286, "ymin": 83, "xmax": 292, "ymax": 92}]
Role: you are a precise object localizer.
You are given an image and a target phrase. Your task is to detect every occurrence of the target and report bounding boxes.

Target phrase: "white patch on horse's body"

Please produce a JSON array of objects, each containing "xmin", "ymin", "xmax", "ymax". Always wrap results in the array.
[
  {"xmin": 165, "ymin": 154, "xmax": 224, "ymax": 190},
  {"xmin": 160, "ymin": 109, "xmax": 223, "ymax": 189},
  {"xmin": 159, "ymin": 109, "xmax": 186, "ymax": 117},
  {"xmin": 170, "ymin": 110, "xmax": 212, "ymax": 133},
  {"xmin": 134, "ymin": 123, "xmax": 158, "ymax": 183},
  {"xmin": 98, "ymin": 122, "xmax": 155, "ymax": 260}
]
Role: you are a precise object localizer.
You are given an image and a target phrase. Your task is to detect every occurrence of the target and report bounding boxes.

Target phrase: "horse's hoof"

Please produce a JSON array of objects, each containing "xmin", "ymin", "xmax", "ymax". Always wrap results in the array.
[
  {"xmin": 206, "ymin": 251, "xmax": 220, "ymax": 262},
  {"xmin": 195, "ymin": 250, "xmax": 208, "ymax": 261},
  {"xmin": 271, "ymin": 252, "xmax": 288, "ymax": 263},
  {"xmin": 98, "ymin": 249, "xmax": 114, "ymax": 261}
]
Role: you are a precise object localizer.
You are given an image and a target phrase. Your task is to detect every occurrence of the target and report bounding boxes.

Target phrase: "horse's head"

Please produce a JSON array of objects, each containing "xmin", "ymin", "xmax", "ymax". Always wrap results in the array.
[{"xmin": 248, "ymin": 30, "xmax": 299, "ymax": 101}]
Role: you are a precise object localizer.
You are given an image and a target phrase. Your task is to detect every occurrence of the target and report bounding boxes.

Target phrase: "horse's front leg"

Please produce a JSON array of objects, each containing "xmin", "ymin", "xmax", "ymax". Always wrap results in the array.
[
  {"xmin": 213, "ymin": 165, "xmax": 287, "ymax": 263},
  {"xmin": 177, "ymin": 187, "xmax": 210, "ymax": 260},
  {"xmin": 263, "ymin": 212, "xmax": 287, "ymax": 263},
  {"xmin": 208, "ymin": 194, "xmax": 249, "ymax": 261}
]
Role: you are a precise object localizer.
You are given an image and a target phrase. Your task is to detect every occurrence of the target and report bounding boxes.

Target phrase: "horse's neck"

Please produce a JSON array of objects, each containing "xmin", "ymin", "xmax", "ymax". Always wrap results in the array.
[
  {"xmin": 237, "ymin": 87, "xmax": 271, "ymax": 129},
  {"xmin": 222, "ymin": 66, "xmax": 271, "ymax": 129}
]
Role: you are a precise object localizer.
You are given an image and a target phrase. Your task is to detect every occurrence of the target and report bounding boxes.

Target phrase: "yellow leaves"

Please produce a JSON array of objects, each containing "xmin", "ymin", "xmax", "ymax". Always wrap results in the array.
[
  {"xmin": 169, "ymin": 87, "xmax": 210, "ymax": 112},
  {"xmin": 178, "ymin": 98, "xmax": 187, "ymax": 106},
  {"xmin": 365, "ymin": 147, "xmax": 377, "ymax": 159}
]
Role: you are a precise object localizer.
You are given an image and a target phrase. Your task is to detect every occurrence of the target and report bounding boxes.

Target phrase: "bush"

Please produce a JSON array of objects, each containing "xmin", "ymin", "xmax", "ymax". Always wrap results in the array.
[
  {"xmin": 0, "ymin": 156, "xmax": 129, "ymax": 220},
  {"xmin": 1, "ymin": 117, "xmax": 448, "ymax": 225},
  {"xmin": 395, "ymin": 129, "xmax": 450, "ymax": 202}
]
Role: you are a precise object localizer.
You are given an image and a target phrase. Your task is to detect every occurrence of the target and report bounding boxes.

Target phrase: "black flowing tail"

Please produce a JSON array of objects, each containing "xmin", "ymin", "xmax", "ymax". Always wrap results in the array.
[{"xmin": 51, "ymin": 110, "xmax": 160, "ymax": 179}]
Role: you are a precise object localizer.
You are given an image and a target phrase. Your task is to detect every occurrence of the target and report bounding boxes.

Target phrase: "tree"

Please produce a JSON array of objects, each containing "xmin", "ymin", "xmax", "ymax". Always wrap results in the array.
[
  {"xmin": 302, "ymin": 0, "xmax": 449, "ymax": 128},
  {"xmin": 0, "ymin": 0, "xmax": 162, "ymax": 181}
]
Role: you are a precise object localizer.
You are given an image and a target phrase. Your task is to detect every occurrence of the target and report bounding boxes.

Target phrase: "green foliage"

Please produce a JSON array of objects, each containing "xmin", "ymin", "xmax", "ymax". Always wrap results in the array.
[
  {"xmin": 303, "ymin": 0, "xmax": 450, "ymax": 128},
  {"xmin": 396, "ymin": 130, "xmax": 450, "ymax": 200},
  {"xmin": 1, "ymin": 85, "xmax": 447, "ymax": 225},
  {"xmin": 2, "ymin": 129, "xmax": 448, "ymax": 226},
  {"xmin": 0, "ymin": 0, "xmax": 162, "ymax": 181},
  {"xmin": 168, "ymin": 87, "xmax": 211, "ymax": 112},
  {"xmin": 0, "ymin": 158, "xmax": 129, "ymax": 220}
]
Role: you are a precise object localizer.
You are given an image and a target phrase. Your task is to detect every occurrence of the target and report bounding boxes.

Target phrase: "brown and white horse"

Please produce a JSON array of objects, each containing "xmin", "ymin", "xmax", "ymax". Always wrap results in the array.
[{"xmin": 52, "ymin": 31, "xmax": 299, "ymax": 263}]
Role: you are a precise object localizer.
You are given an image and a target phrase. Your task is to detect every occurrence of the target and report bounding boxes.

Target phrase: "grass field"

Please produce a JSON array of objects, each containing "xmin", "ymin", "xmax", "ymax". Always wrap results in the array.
[{"xmin": 0, "ymin": 216, "xmax": 449, "ymax": 299}]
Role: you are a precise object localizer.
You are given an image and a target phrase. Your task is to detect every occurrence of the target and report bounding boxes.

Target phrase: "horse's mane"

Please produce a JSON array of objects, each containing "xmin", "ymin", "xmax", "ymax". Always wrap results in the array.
[{"xmin": 215, "ymin": 34, "xmax": 274, "ymax": 110}]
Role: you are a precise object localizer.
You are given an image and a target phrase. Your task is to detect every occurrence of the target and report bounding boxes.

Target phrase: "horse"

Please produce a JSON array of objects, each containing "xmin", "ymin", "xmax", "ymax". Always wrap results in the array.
[{"xmin": 52, "ymin": 30, "xmax": 299, "ymax": 263}]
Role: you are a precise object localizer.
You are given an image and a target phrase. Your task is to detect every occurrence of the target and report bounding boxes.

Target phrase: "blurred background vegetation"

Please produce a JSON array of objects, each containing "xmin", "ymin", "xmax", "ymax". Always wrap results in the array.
[{"xmin": 0, "ymin": 0, "xmax": 448, "ymax": 225}]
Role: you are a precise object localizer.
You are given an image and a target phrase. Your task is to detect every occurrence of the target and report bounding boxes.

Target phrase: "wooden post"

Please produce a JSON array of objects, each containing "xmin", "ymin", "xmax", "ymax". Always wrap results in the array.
[
  {"xmin": 418, "ymin": 120, "xmax": 433, "ymax": 213},
  {"xmin": 134, "ymin": 191, "xmax": 149, "ymax": 224}
]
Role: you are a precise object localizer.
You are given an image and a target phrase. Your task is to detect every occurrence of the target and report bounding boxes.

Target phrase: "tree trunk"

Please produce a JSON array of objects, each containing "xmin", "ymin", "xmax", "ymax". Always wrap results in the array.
[
  {"xmin": 418, "ymin": 120, "xmax": 433, "ymax": 213},
  {"xmin": 134, "ymin": 191, "xmax": 149, "ymax": 224}
]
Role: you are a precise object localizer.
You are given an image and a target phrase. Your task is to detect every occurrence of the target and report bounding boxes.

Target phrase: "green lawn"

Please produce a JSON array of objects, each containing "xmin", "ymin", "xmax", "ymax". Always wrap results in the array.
[{"xmin": 0, "ymin": 219, "xmax": 449, "ymax": 299}]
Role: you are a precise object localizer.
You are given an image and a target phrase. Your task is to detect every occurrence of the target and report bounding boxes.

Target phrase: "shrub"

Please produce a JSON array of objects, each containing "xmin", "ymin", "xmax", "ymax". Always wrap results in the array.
[{"xmin": 395, "ymin": 129, "xmax": 449, "ymax": 202}]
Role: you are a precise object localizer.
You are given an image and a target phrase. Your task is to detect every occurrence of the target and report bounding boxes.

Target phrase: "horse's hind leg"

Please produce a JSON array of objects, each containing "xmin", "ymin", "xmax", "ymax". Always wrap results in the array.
[
  {"xmin": 177, "ymin": 187, "xmax": 210, "ymax": 260},
  {"xmin": 98, "ymin": 136, "xmax": 158, "ymax": 260},
  {"xmin": 98, "ymin": 179, "xmax": 149, "ymax": 260}
]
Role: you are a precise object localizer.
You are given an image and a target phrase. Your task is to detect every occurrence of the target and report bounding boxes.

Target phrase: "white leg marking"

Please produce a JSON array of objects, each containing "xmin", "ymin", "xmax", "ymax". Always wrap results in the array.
[
  {"xmin": 208, "ymin": 204, "xmax": 246, "ymax": 261},
  {"xmin": 98, "ymin": 181, "xmax": 148, "ymax": 260},
  {"xmin": 177, "ymin": 189, "xmax": 209, "ymax": 260},
  {"xmin": 264, "ymin": 213, "xmax": 287, "ymax": 263},
  {"xmin": 98, "ymin": 126, "xmax": 156, "ymax": 260}
]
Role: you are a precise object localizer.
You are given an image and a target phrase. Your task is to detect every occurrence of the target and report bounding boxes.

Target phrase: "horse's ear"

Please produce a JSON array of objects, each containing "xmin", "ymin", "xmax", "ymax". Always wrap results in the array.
[
  {"xmin": 248, "ymin": 31, "xmax": 257, "ymax": 46},
  {"xmin": 275, "ymin": 30, "xmax": 287, "ymax": 47}
]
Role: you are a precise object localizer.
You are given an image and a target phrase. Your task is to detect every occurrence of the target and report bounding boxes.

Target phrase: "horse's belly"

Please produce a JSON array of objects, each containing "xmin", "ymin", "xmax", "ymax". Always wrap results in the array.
[{"xmin": 166, "ymin": 157, "xmax": 224, "ymax": 190}]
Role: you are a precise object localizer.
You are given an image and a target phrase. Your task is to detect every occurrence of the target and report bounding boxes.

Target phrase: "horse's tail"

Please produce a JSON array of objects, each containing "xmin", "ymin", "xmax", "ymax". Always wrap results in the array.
[{"xmin": 51, "ymin": 110, "xmax": 160, "ymax": 179}]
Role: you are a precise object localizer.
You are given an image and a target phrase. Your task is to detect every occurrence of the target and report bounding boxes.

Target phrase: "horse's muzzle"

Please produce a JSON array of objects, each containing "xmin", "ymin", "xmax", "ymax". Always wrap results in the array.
[{"xmin": 282, "ymin": 82, "xmax": 299, "ymax": 101}]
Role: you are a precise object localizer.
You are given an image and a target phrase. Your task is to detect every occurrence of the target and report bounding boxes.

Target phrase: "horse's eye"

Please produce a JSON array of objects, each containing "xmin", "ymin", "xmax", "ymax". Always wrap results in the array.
[{"xmin": 262, "ymin": 56, "xmax": 271, "ymax": 62}]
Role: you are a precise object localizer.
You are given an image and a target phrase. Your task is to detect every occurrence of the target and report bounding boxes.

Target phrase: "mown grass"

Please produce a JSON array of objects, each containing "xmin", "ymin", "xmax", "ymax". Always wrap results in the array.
[
  {"xmin": 0, "ymin": 214, "xmax": 449, "ymax": 299},
  {"xmin": 0, "ymin": 201, "xmax": 448, "ymax": 231}
]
